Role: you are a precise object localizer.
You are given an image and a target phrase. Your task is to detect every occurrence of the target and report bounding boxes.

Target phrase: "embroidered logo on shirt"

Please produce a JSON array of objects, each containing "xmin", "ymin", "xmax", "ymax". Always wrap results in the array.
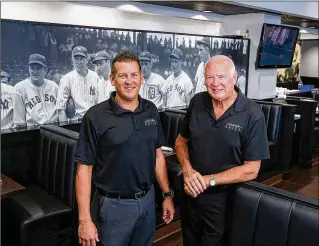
[
  {"xmin": 225, "ymin": 123, "xmax": 242, "ymax": 132},
  {"xmin": 89, "ymin": 86, "xmax": 96, "ymax": 95},
  {"xmin": 144, "ymin": 118, "xmax": 157, "ymax": 126}
]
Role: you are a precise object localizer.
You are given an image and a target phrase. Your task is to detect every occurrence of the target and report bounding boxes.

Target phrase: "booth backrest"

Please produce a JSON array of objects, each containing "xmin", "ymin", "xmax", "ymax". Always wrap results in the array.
[
  {"xmin": 228, "ymin": 182, "xmax": 319, "ymax": 246},
  {"xmin": 33, "ymin": 125, "xmax": 79, "ymax": 207},
  {"xmin": 255, "ymin": 102, "xmax": 282, "ymax": 145},
  {"xmin": 160, "ymin": 110, "xmax": 186, "ymax": 147}
]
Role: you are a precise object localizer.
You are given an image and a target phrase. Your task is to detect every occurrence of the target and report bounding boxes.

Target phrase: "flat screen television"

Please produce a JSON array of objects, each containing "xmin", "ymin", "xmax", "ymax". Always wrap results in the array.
[{"xmin": 255, "ymin": 23, "xmax": 299, "ymax": 69}]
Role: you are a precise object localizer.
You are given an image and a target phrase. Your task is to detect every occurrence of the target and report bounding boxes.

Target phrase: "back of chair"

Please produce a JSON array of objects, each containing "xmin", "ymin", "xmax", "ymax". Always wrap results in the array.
[
  {"xmin": 160, "ymin": 110, "xmax": 186, "ymax": 147},
  {"xmin": 33, "ymin": 125, "xmax": 79, "ymax": 207},
  {"xmin": 255, "ymin": 102, "xmax": 283, "ymax": 145},
  {"xmin": 228, "ymin": 182, "xmax": 319, "ymax": 246}
]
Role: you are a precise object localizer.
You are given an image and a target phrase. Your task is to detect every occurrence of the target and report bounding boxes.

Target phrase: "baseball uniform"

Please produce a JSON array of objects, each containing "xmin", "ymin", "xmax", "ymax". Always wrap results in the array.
[
  {"xmin": 97, "ymin": 78, "xmax": 115, "ymax": 103},
  {"xmin": 57, "ymin": 69, "xmax": 99, "ymax": 122},
  {"xmin": 139, "ymin": 72, "xmax": 166, "ymax": 109},
  {"xmin": 1, "ymin": 83, "xmax": 17, "ymax": 129},
  {"xmin": 163, "ymin": 70, "xmax": 193, "ymax": 108},
  {"xmin": 236, "ymin": 75, "xmax": 246, "ymax": 95},
  {"xmin": 194, "ymin": 62, "xmax": 207, "ymax": 94},
  {"xmin": 14, "ymin": 78, "xmax": 59, "ymax": 126}
]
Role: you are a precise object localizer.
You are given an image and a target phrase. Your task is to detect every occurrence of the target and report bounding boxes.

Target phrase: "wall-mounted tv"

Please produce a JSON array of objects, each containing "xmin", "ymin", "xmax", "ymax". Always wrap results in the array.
[{"xmin": 255, "ymin": 23, "xmax": 299, "ymax": 69}]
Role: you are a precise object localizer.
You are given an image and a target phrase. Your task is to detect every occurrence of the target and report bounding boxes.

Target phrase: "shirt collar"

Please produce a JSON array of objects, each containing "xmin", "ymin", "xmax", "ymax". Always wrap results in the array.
[
  {"xmin": 109, "ymin": 91, "xmax": 146, "ymax": 115},
  {"xmin": 203, "ymin": 85, "xmax": 248, "ymax": 114}
]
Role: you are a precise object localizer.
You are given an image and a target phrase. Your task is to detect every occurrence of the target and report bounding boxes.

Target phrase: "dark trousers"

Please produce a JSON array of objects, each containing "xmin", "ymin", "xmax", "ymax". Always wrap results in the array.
[
  {"xmin": 180, "ymin": 187, "xmax": 232, "ymax": 246},
  {"xmin": 96, "ymin": 186, "xmax": 155, "ymax": 246}
]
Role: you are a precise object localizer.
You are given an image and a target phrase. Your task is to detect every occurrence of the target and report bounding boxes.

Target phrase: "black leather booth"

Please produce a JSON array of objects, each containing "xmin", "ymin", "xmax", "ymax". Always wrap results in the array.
[
  {"xmin": 273, "ymin": 96, "xmax": 317, "ymax": 168},
  {"xmin": 253, "ymin": 101, "xmax": 296, "ymax": 179},
  {"xmin": 159, "ymin": 102, "xmax": 297, "ymax": 180},
  {"xmin": 1, "ymin": 125, "xmax": 79, "ymax": 246},
  {"xmin": 227, "ymin": 181, "xmax": 319, "ymax": 246}
]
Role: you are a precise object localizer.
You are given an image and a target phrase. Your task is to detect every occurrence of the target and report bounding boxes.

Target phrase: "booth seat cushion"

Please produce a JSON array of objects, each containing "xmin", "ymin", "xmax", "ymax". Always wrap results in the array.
[
  {"xmin": 2, "ymin": 185, "xmax": 72, "ymax": 245},
  {"xmin": 228, "ymin": 182, "xmax": 319, "ymax": 246}
]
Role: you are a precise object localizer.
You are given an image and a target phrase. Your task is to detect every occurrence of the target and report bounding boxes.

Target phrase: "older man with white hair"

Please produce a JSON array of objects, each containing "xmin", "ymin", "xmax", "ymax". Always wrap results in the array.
[{"xmin": 175, "ymin": 55, "xmax": 270, "ymax": 246}]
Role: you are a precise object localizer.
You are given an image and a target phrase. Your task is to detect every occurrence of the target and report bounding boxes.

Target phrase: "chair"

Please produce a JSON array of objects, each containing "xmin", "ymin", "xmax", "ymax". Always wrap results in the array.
[{"xmin": 1, "ymin": 125, "xmax": 79, "ymax": 246}]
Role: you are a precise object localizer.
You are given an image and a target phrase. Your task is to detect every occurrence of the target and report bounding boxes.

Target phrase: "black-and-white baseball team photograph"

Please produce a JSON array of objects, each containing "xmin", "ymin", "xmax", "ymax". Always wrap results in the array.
[{"xmin": 1, "ymin": 20, "xmax": 250, "ymax": 130}]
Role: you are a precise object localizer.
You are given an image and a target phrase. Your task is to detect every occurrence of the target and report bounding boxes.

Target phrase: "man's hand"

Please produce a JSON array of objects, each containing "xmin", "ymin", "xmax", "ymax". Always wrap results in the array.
[
  {"xmin": 183, "ymin": 167, "xmax": 206, "ymax": 197},
  {"xmin": 78, "ymin": 220, "xmax": 99, "ymax": 246},
  {"xmin": 162, "ymin": 197, "xmax": 175, "ymax": 224}
]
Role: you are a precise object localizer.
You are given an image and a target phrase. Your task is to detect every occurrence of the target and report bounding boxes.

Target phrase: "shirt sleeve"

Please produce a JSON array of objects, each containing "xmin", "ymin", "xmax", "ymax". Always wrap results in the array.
[
  {"xmin": 73, "ymin": 114, "xmax": 99, "ymax": 165},
  {"xmin": 180, "ymin": 96, "xmax": 195, "ymax": 139},
  {"xmin": 13, "ymin": 87, "xmax": 26, "ymax": 127},
  {"xmin": 243, "ymin": 114, "xmax": 270, "ymax": 161},
  {"xmin": 155, "ymin": 108, "xmax": 166, "ymax": 148},
  {"xmin": 185, "ymin": 76, "xmax": 194, "ymax": 96}
]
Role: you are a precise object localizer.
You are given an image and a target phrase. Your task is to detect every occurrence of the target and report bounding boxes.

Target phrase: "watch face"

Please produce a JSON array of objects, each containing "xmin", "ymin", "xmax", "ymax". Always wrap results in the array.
[{"xmin": 210, "ymin": 180, "xmax": 216, "ymax": 186}]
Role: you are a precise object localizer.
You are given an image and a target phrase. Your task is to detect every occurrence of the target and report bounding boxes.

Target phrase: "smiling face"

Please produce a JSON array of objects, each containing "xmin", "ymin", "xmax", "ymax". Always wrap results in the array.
[
  {"xmin": 205, "ymin": 56, "xmax": 237, "ymax": 102},
  {"xmin": 29, "ymin": 64, "xmax": 46, "ymax": 84},
  {"xmin": 110, "ymin": 60, "xmax": 143, "ymax": 102}
]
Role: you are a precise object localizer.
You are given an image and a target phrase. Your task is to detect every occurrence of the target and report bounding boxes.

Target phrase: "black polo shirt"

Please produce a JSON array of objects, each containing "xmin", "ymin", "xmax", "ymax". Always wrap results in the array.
[
  {"xmin": 181, "ymin": 87, "xmax": 270, "ymax": 175},
  {"xmin": 73, "ymin": 92, "xmax": 166, "ymax": 195}
]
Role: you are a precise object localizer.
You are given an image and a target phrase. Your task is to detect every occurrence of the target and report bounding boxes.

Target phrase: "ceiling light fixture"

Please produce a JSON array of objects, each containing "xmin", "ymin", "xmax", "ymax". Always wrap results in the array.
[{"xmin": 202, "ymin": 10, "xmax": 212, "ymax": 13}]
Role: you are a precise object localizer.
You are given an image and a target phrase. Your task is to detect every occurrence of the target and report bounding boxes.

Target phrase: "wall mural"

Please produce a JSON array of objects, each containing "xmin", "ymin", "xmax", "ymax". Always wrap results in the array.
[
  {"xmin": 277, "ymin": 40, "xmax": 301, "ymax": 83},
  {"xmin": 1, "ymin": 20, "xmax": 250, "ymax": 130}
]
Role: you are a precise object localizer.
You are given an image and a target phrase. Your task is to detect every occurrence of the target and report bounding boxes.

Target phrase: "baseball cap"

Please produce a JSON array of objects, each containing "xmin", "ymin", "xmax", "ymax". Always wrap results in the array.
[
  {"xmin": 139, "ymin": 51, "xmax": 152, "ymax": 61},
  {"xmin": 169, "ymin": 48, "xmax": 183, "ymax": 60},
  {"xmin": 196, "ymin": 37, "xmax": 210, "ymax": 47},
  {"xmin": 72, "ymin": 46, "xmax": 88, "ymax": 57},
  {"xmin": 92, "ymin": 51, "xmax": 110, "ymax": 64},
  {"xmin": 1, "ymin": 71, "xmax": 9, "ymax": 78},
  {"xmin": 28, "ymin": 54, "xmax": 47, "ymax": 67}
]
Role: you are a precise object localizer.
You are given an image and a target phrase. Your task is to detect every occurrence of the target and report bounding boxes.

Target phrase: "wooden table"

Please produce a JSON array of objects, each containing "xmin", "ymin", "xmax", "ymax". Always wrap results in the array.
[{"xmin": 1, "ymin": 173, "xmax": 25, "ymax": 199}]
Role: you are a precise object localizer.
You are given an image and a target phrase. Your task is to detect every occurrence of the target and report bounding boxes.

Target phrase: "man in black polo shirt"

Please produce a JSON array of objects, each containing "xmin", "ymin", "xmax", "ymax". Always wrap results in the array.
[
  {"xmin": 74, "ymin": 51, "xmax": 175, "ymax": 246},
  {"xmin": 175, "ymin": 55, "xmax": 270, "ymax": 246}
]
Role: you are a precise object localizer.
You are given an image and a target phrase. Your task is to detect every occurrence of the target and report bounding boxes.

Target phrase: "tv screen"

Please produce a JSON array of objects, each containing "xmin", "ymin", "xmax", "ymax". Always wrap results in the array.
[{"xmin": 256, "ymin": 23, "xmax": 299, "ymax": 69}]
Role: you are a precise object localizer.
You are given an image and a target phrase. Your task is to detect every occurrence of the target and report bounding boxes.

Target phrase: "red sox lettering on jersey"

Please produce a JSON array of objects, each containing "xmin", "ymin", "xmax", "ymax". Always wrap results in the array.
[
  {"xmin": 57, "ymin": 69, "xmax": 99, "ymax": 122},
  {"xmin": 163, "ymin": 70, "xmax": 193, "ymax": 108},
  {"xmin": 139, "ymin": 72, "xmax": 166, "ymax": 109},
  {"xmin": 1, "ymin": 83, "xmax": 17, "ymax": 129},
  {"xmin": 13, "ymin": 78, "xmax": 59, "ymax": 126}
]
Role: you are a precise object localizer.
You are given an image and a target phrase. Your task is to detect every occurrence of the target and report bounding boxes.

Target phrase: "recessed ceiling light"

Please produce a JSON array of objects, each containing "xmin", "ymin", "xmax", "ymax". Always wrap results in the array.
[{"xmin": 202, "ymin": 10, "xmax": 212, "ymax": 13}]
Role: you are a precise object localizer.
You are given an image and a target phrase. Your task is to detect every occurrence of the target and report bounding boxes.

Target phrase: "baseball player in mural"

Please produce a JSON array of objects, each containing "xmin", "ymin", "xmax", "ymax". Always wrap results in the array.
[
  {"xmin": 1, "ymin": 71, "xmax": 17, "ymax": 129},
  {"xmin": 194, "ymin": 37, "xmax": 211, "ymax": 95},
  {"xmin": 163, "ymin": 48, "xmax": 193, "ymax": 108},
  {"xmin": 138, "ymin": 51, "xmax": 166, "ymax": 109},
  {"xmin": 57, "ymin": 46, "xmax": 99, "ymax": 122},
  {"xmin": 92, "ymin": 50, "xmax": 115, "ymax": 103},
  {"xmin": 236, "ymin": 68, "xmax": 247, "ymax": 95},
  {"xmin": 13, "ymin": 54, "xmax": 59, "ymax": 127}
]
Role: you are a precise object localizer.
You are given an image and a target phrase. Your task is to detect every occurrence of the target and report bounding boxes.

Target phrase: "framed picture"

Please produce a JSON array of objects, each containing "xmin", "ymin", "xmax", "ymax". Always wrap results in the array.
[{"xmin": 1, "ymin": 19, "xmax": 250, "ymax": 131}]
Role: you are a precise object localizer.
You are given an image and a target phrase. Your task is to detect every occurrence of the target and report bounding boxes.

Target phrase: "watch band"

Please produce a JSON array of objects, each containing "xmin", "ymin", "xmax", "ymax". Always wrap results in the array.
[
  {"xmin": 209, "ymin": 174, "xmax": 216, "ymax": 187},
  {"xmin": 162, "ymin": 188, "xmax": 174, "ymax": 198}
]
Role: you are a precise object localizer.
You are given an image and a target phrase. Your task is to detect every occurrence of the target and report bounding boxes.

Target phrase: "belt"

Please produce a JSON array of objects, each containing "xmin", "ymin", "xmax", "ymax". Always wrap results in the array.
[{"xmin": 98, "ymin": 186, "xmax": 151, "ymax": 199}]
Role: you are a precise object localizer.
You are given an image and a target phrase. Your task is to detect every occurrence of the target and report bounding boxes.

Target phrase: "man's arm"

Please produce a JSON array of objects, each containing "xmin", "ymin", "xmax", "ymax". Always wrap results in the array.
[
  {"xmin": 155, "ymin": 148, "xmax": 170, "ymax": 193},
  {"xmin": 155, "ymin": 148, "xmax": 175, "ymax": 224},
  {"xmin": 13, "ymin": 90, "xmax": 27, "ymax": 128},
  {"xmin": 175, "ymin": 135, "xmax": 191, "ymax": 171},
  {"xmin": 76, "ymin": 163, "xmax": 93, "ymax": 222},
  {"xmin": 202, "ymin": 160, "xmax": 261, "ymax": 188},
  {"xmin": 175, "ymin": 135, "xmax": 206, "ymax": 196}
]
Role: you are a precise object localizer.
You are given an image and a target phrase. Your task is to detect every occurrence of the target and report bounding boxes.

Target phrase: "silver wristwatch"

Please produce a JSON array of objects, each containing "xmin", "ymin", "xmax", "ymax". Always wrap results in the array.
[{"xmin": 209, "ymin": 174, "xmax": 216, "ymax": 187}]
